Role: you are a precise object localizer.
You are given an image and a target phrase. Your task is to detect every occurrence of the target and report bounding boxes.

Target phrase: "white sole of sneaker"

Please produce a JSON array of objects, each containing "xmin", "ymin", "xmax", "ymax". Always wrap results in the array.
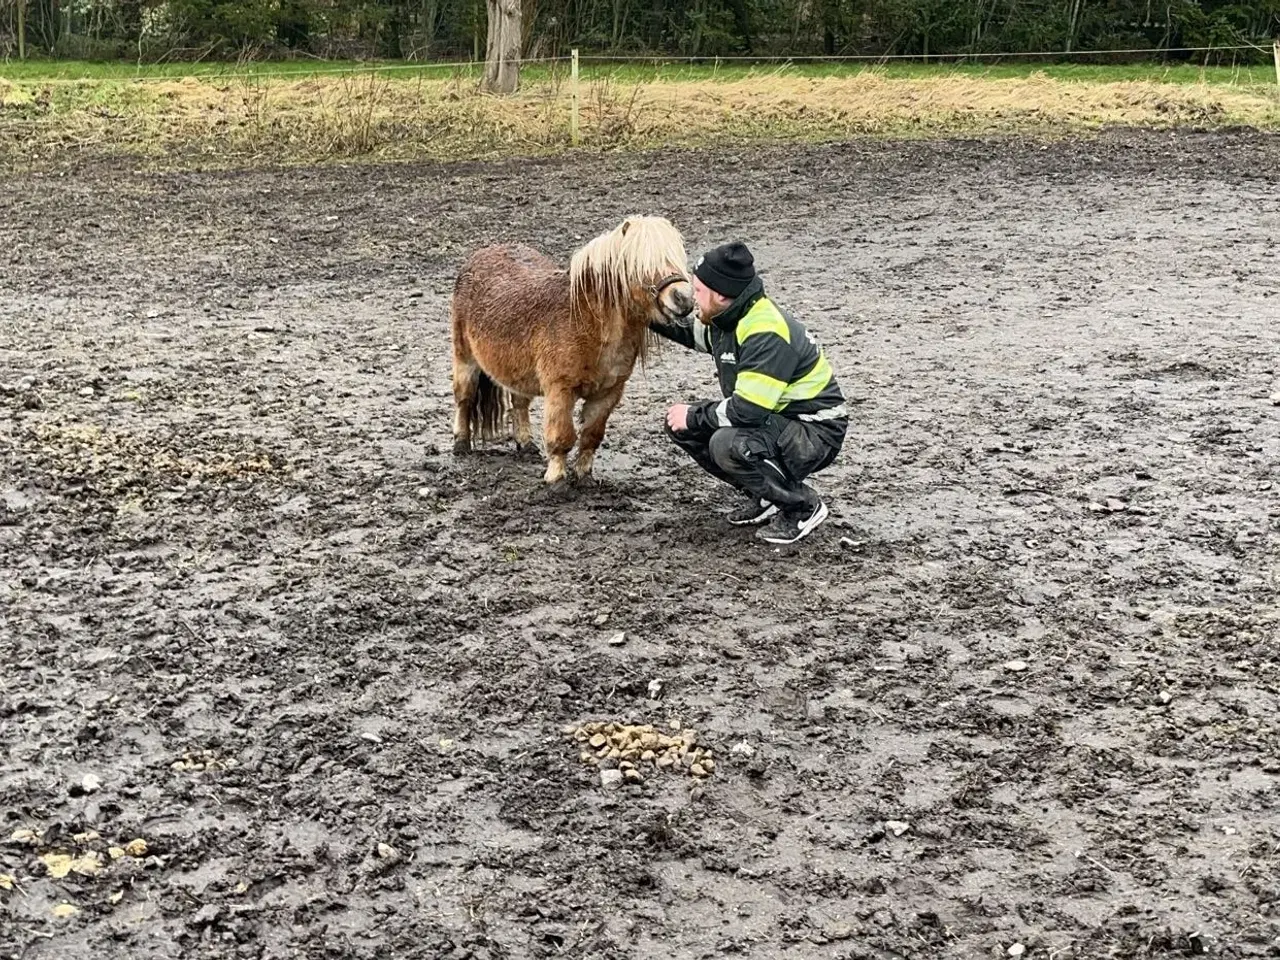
[
  {"xmin": 728, "ymin": 503, "xmax": 779, "ymax": 527},
  {"xmin": 761, "ymin": 501, "xmax": 829, "ymax": 545}
]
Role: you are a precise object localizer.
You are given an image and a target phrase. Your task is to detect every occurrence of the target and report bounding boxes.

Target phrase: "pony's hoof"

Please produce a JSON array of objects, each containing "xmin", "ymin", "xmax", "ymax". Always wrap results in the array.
[
  {"xmin": 514, "ymin": 443, "xmax": 541, "ymax": 462},
  {"xmin": 452, "ymin": 438, "xmax": 472, "ymax": 456}
]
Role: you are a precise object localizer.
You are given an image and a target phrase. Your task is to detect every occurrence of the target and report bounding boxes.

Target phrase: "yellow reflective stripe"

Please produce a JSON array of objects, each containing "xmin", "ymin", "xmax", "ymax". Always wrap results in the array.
[
  {"xmin": 735, "ymin": 370, "xmax": 787, "ymax": 410},
  {"xmin": 780, "ymin": 353, "xmax": 833, "ymax": 403},
  {"xmin": 736, "ymin": 300, "xmax": 791, "ymax": 344}
]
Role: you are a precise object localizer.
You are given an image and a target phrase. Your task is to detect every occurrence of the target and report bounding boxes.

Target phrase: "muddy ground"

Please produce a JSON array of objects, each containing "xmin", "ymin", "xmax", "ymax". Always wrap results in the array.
[{"xmin": 2, "ymin": 129, "xmax": 1280, "ymax": 959}]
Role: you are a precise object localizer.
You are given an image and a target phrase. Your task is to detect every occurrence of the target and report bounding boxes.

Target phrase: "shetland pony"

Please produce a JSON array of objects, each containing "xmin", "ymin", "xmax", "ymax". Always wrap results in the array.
[{"xmin": 450, "ymin": 215, "xmax": 694, "ymax": 483}]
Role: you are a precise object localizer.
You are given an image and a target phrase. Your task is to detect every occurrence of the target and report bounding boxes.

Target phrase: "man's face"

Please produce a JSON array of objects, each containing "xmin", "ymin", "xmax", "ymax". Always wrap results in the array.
[{"xmin": 692, "ymin": 275, "xmax": 729, "ymax": 322}]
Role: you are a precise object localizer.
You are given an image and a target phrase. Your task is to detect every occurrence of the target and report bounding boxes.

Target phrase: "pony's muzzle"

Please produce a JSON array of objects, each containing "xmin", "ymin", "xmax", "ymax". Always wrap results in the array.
[
  {"xmin": 664, "ymin": 288, "xmax": 695, "ymax": 320},
  {"xmin": 652, "ymin": 275, "xmax": 695, "ymax": 320}
]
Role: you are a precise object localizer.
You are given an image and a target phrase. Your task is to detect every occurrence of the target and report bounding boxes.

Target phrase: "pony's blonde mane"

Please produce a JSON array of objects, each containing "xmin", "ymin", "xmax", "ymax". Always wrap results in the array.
[{"xmin": 568, "ymin": 215, "xmax": 688, "ymax": 324}]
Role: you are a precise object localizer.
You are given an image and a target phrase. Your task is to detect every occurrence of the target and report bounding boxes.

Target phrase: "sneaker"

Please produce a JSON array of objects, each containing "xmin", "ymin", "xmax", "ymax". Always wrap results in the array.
[
  {"xmin": 759, "ymin": 499, "xmax": 829, "ymax": 545},
  {"xmin": 727, "ymin": 497, "xmax": 778, "ymax": 526}
]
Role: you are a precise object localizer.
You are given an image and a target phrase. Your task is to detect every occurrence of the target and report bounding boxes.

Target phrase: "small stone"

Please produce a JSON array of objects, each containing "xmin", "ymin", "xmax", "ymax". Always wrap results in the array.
[
  {"xmin": 376, "ymin": 842, "xmax": 400, "ymax": 861},
  {"xmin": 623, "ymin": 768, "xmax": 643, "ymax": 783},
  {"xmin": 702, "ymin": 758, "xmax": 716, "ymax": 771},
  {"xmin": 1159, "ymin": 690, "xmax": 1173, "ymax": 704},
  {"xmin": 608, "ymin": 632, "xmax": 627, "ymax": 646},
  {"xmin": 592, "ymin": 613, "xmax": 609, "ymax": 626},
  {"xmin": 81, "ymin": 774, "xmax": 102, "ymax": 794},
  {"xmin": 1008, "ymin": 945, "xmax": 1026, "ymax": 958},
  {"xmin": 730, "ymin": 741, "xmax": 755, "ymax": 758},
  {"xmin": 656, "ymin": 755, "xmax": 675, "ymax": 769},
  {"xmin": 108, "ymin": 847, "xmax": 126, "ymax": 860},
  {"xmin": 78, "ymin": 387, "xmax": 94, "ymax": 398},
  {"xmin": 669, "ymin": 719, "xmax": 681, "ymax": 730},
  {"xmin": 886, "ymin": 820, "xmax": 911, "ymax": 836},
  {"xmin": 648, "ymin": 679, "xmax": 663, "ymax": 698},
  {"xmin": 1003, "ymin": 660, "xmax": 1028, "ymax": 673},
  {"xmin": 1270, "ymin": 393, "xmax": 1280, "ymax": 406},
  {"xmin": 823, "ymin": 923, "xmax": 854, "ymax": 941},
  {"xmin": 690, "ymin": 763, "xmax": 707, "ymax": 777},
  {"xmin": 600, "ymin": 769, "xmax": 624, "ymax": 790},
  {"xmin": 52, "ymin": 903, "xmax": 79, "ymax": 918},
  {"xmin": 589, "ymin": 733, "xmax": 607, "ymax": 749},
  {"xmin": 640, "ymin": 750, "xmax": 656, "ymax": 762},
  {"xmin": 123, "ymin": 839, "xmax": 147, "ymax": 857}
]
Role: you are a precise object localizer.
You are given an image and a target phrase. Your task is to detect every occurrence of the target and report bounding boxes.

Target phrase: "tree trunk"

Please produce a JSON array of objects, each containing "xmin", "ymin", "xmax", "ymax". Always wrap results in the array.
[
  {"xmin": 611, "ymin": 0, "xmax": 630, "ymax": 50},
  {"xmin": 17, "ymin": 0, "xmax": 26, "ymax": 58},
  {"xmin": 1066, "ymin": 0, "xmax": 1084, "ymax": 53},
  {"xmin": 483, "ymin": 0, "xmax": 522, "ymax": 95}
]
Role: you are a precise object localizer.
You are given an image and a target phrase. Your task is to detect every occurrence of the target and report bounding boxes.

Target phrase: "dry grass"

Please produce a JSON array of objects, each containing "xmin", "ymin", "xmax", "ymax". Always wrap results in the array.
[{"xmin": 1, "ymin": 69, "xmax": 1277, "ymax": 169}]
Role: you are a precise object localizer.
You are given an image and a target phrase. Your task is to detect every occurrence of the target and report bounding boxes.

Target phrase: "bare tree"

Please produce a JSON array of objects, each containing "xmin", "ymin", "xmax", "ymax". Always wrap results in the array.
[{"xmin": 483, "ymin": 0, "xmax": 522, "ymax": 94}]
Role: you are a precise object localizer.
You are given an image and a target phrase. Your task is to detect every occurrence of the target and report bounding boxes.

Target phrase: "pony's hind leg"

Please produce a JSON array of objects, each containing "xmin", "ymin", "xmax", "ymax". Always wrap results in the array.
[
  {"xmin": 542, "ymin": 384, "xmax": 577, "ymax": 484},
  {"xmin": 573, "ymin": 381, "xmax": 627, "ymax": 482},
  {"xmin": 452, "ymin": 360, "xmax": 480, "ymax": 456},
  {"xmin": 451, "ymin": 297, "xmax": 478, "ymax": 455},
  {"xmin": 511, "ymin": 394, "xmax": 535, "ymax": 456}
]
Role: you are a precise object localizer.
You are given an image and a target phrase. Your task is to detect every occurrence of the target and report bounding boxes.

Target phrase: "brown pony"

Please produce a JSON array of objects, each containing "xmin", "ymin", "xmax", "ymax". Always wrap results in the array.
[{"xmin": 450, "ymin": 215, "xmax": 695, "ymax": 484}]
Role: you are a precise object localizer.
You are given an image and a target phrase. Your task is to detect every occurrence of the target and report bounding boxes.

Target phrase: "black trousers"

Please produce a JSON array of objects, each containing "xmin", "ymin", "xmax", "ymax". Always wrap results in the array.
[{"xmin": 668, "ymin": 414, "xmax": 847, "ymax": 512}]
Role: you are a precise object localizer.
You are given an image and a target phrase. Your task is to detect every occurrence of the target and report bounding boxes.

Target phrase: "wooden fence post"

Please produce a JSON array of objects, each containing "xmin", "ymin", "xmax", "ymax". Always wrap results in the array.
[{"xmin": 570, "ymin": 48, "xmax": 580, "ymax": 145}]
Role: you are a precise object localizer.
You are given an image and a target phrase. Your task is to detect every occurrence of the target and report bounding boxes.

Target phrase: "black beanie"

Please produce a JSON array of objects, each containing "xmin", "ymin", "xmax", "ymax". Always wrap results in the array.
[{"xmin": 694, "ymin": 242, "xmax": 756, "ymax": 298}]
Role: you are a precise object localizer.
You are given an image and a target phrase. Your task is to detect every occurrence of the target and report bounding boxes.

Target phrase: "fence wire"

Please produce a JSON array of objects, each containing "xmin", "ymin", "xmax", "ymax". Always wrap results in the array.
[{"xmin": 6, "ymin": 43, "xmax": 1270, "ymax": 85}]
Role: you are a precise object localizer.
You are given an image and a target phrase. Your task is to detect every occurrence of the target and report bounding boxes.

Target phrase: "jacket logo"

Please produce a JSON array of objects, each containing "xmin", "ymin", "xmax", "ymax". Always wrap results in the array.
[{"xmin": 719, "ymin": 352, "xmax": 736, "ymax": 364}]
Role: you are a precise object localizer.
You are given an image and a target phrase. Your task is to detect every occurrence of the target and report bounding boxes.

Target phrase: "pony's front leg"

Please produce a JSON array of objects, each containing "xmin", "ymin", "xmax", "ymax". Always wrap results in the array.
[
  {"xmin": 574, "ymin": 382, "xmax": 627, "ymax": 482},
  {"xmin": 542, "ymin": 384, "xmax": 577, "ymax": 484}
]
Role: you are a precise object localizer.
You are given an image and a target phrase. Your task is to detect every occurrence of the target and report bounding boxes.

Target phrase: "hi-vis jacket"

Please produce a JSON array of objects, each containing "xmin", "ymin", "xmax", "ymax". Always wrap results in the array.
[{"xmin": 652, "ymin": 276, "xmax": 847, "ymax": 437}]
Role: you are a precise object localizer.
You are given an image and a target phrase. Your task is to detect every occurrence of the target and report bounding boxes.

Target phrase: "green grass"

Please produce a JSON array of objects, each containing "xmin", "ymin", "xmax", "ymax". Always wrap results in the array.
[{"xmin": 2, "ymin": 55, "xmax": 1275, "ymax": 88}]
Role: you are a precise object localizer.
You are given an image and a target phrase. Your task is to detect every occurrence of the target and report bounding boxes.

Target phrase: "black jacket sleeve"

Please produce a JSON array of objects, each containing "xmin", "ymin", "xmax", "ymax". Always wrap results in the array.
[{"xmin": 649, "ymin": 317, "xmax": 714, "ymax": 353}]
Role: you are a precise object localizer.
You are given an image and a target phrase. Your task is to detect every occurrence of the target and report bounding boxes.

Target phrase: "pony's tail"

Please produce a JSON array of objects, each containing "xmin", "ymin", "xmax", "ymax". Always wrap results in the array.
[{"xmin": 471, "ymin": 370, "xmax": 509, "ymax": 444}]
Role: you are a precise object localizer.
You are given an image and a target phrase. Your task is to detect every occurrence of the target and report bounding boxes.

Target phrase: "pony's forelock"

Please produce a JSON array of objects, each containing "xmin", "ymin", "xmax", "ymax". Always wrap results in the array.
[{"xmin": 568, "ymin": 216, "xmax": 688, "ymax": 323}]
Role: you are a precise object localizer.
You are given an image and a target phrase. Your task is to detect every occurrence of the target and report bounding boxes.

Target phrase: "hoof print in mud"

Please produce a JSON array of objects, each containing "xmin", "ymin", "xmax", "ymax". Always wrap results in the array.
[{"xmin": 566, "ymin": 720, "xmax": 715, "ymax": 787}]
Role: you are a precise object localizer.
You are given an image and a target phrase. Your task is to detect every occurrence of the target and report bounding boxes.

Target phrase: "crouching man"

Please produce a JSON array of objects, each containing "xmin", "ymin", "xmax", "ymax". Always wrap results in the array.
[{"xmin": 651, "ymin": 241, "xmax": 848, "ymax": 545}]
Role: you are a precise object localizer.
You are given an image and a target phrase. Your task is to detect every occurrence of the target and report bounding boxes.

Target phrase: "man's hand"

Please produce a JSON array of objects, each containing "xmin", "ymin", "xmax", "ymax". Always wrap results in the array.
[{"xmin": 666, "ymin": 403, "xmax": 690, "ymax": 433}]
